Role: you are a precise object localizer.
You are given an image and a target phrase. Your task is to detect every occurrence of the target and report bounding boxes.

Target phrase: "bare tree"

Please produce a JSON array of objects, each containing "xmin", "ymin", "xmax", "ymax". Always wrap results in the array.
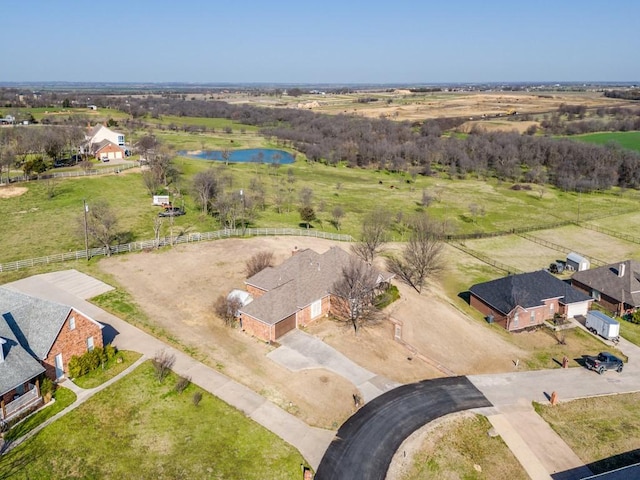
[
  {"xmin": 386, "ymin": 214, "xmax": 444, "ymax": 293},
  {"xmin": 81, "ymin": 200, "xmax": 120, "ymax": 256},
  {"xmin": 299, "ymin": 186, "xmax": 313, "ymax": 208},
  {"xmin": 245, "ymin": 250, "xmax": 275, "ymax": 277},
  {"xmin": 331, "ymin": 258, "xmax": 385, "ymax": 334},
  {"xmin": 214, "ymin": 294, "xmax": 243, "ymax": 327},
  {"xmin": 153, "ymin": 217, "xmax": 163, "ymax": 248},
  {"xmin": 221, "ymin": 147, "xmax": 231, "ymax": 166},
  {"xmin": 191, "ymin": 169, "xmax": 219, "ymax": 215},
  {"xmin": 331, "ymin": 206, "xmax": 345, "ymax": 231},
  {"xmin": 351, "ymin": 209, "xmax": 390, "ymax": 263},
  {"xmin": 152, "ymin": 349, "xmax": 176, "ymax": 383}
]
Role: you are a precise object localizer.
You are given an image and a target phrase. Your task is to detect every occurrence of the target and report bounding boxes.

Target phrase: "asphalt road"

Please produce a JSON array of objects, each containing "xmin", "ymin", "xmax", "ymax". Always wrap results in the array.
[{"xmin": 315, "ymin": 376, "xmax": 491, "ymax": 480}]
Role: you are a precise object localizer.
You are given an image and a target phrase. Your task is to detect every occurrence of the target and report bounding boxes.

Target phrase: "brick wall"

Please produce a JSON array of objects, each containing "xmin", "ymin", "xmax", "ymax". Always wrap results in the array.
[
  {"xmin": 470, "ymin": 294, "xmax": 507, "ymax": 326},
  {"xmin": 42, "ymin": 309, "xmax": 103, "ymax": 380},
  {"xmin": 1, "ymin": 381, "xmax": 29, "ymax": 406},
  {"xmin": 297, "ymin": 295, "xmax": 330, "ymax": 327},
  {"xmin": 246, "ymin": 285, "xmax": 266, "ymax": 298},
  {"xmin": 571, "ymin": 280, "xmax": 619, "ymax": 314},
  {"xmin": 240, "ymin": 313, "xmax": 273, "ymax": 342}
]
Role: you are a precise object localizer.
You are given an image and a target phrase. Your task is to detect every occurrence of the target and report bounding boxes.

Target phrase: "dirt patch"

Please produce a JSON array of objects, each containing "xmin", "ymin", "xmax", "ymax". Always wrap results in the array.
[
  {"xmin": 98, "ymin": 237, "xmax": 521, "ymax": 426},
  {"xmin": 0, "ymin": 186, "xmax": 27, "ymax": 198}
]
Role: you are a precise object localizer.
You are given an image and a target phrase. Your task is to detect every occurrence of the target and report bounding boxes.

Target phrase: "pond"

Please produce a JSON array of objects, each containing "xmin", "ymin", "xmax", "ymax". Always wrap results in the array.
[{"xmin": 178, "ymin": 148, "xmax": 294, "ymax": 164}]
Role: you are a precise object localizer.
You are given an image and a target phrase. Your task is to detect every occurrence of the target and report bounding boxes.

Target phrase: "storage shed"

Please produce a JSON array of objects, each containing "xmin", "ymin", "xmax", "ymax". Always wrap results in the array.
[{"xmin": 566, "ymin": 252, "xmax": 590, "ymax": 272}]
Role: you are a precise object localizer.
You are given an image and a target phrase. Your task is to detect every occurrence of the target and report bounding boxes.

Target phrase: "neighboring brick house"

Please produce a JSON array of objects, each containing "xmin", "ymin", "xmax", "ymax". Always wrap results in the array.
[
  {"xmin": 469, "ymin": 270, "xmax": 593, "ymax": 331},
  {"xmin": 571, "ymin": 260, "xmax": 640, "ymax": 316},
  {"xmin": 93, "ymin": 139, "xmax": 125, "ymax": 161},
  {"xmin": 0, "ymin": 288, "xmax": 103, "ymax": 421},
  {"xmin": 239, "ymin": 246, "xmax": 393, "ymax": 342}
]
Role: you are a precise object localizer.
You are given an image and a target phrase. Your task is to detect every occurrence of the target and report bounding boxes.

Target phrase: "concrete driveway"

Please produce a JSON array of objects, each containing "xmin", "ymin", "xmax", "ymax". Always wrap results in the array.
[
  {"xmin": 5, "ymin": 270, "xmax": 335, "ymax": 470},
  {"xmin": 268, "ymin": 329, "xmax": 400, "ymax": 402}
]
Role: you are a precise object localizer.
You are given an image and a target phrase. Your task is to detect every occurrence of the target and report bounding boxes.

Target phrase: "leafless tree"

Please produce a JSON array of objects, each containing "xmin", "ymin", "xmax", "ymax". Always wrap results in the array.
[
  {"xmin": 80, "ymin": 200, "xmax": 120, "ymax": 256},
  {"xmin": 213, "ymin": 294, "xmax": 243, "ymax": 327},
  {"xmin": 153, "ymin": 217, "xmax": 163, "ymax": 248},
  {"xmin": 331, "ymin": 206, "xmax": 345, "ymax": 231},
  {"xmin": 299, "ymin": 186, "xmax": 313, "ymax": 208},
  {"xmin": 191, "ymin": 169, "xmax": 219, "ymax": 215},
  {"xmin": 351, "ymin": 209, "xmax": 390, "ymax": 263},
  {"xmin": 221, "ymin": 147, "xmax": 231, "ymax": 166},
  {"xmin": 245, "ymin": 250, "xmax": 274, "ymax": 277},
  {"xmin": 386, "ymin": 214, "xmax": 444, "ymax": 293},
  {"xmin": 152, "ymin": 349, "xmax": 176, "ymax": 383},
  {"xmin": 331, "ymin": 258, "xmax": 385, "ymax": 334}
]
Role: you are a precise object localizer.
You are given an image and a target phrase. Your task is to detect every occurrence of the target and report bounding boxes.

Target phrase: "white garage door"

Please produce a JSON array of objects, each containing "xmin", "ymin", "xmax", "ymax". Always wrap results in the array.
[{"xmin": 566, "ymin": 301, "xmax": 590, "ymax": 318}]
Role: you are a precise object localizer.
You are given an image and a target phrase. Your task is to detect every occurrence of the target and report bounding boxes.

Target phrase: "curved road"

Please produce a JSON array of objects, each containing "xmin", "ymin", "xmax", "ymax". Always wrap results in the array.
[{"xmin": 315, "ymin": 376, "xmax": 491, "ymax": 480}]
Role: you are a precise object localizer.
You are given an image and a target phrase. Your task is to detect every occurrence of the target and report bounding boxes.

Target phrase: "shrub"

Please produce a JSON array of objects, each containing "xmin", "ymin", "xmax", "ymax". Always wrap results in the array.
[
  {"xmin": 175, "ymin": 376, "xmax": 191, "ymax": 394},
  {"xmin": 152, "ymin": 349, "xmax": 176, "ymax": 383},
  {"xmin": 192, "ymin": 391, "xmax": 203, "ymax": 406},
  {"xmin": 68, "ymin": 345, "xmax": 118, "ymax": 378},
  {"xmin": 375, "ymin": 284, "xmax": 400, "ymax": 309},
  {"xmin": 214, "ymin": 294, "xmax": 242, "ymax": 327},
  {"xmin": 40, "ymin": 377, "xmax": 56, "ymax": 402}
]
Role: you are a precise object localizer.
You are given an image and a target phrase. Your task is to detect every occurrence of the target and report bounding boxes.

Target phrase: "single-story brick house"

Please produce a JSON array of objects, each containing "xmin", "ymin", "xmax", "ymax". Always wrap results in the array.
[
  {"xmin": 469, "ymin": 270, "xmax": 593, "ymax": 331},
  {"xmin": 0, "ymin": 288, "xmax": 103, "ymax": 421},
  {"xmin": 239, "ymin": 246, "xmax": 393, "ymax": 342},
  {"xmin": 571, "ymin": 260, "xmax": 640, "ymax": 316}
]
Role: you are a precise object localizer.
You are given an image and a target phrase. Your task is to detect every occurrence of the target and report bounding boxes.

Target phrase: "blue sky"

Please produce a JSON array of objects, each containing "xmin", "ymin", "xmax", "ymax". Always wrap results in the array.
[{"xmin": 1, "ymin": 0, "xmax": 639, "ymax": 83}]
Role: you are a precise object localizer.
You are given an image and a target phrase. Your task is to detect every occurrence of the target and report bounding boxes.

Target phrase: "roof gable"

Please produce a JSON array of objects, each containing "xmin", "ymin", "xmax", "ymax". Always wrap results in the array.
[
  {"xmin": 242, "ymin": 246, "xmax": 390, "ymax": 324},
  {"xmin": 470, "ymin": 270, "xmax": 592, "ymax": 315},
  {"xmin": 0, "ymin": 288, "xmax": 71, "ymax": 360},
  {"xmin": 572, "ymin": 259, "xmax": 640, "ymax": 306}
]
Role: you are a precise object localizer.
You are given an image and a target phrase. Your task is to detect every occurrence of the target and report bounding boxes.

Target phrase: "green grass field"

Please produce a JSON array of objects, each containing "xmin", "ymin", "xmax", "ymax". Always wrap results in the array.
[
  {"xmin": 3, "ymin": 148, "xmax": 640, "ymax": 265},
  {"xmin": 535, "ymin": 392, "xmax": 640, "ymax": 474},
  {"xmin": 0, "ymin": 362, "xmax": 306, "ymax": 479},
  {"xmin": 572, "ymin": 131, "xmax": 640, "ymax": 152},
  {"xmin": 400, "ymin": 414, "xmax": 528, "ymax": 480}
]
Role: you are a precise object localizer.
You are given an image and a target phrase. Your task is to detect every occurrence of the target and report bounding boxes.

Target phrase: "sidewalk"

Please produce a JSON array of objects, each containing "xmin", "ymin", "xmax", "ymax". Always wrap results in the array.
[{"xmin": 6, "ymin": 273, "xmax": 335, "ymax": 470}]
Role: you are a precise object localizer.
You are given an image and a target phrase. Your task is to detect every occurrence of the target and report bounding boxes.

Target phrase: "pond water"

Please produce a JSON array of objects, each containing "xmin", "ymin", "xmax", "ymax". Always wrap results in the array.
[{"xmin": 178, "ymin": 148, "xmax": 294, "ymax": 164}]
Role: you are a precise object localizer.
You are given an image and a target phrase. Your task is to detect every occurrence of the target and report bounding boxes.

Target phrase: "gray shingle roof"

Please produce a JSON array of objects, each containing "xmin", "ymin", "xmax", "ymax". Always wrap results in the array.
[
  {"xmin": 469, "ymin": 270, "xmax": 592, "ymax": 315},
  {"xmin": 0, "ymin": 288, "xmax": 71, "ymax": 395},
  {"xmin": 572, "ymin": 259, "xmax": 640, "ymax": 307},
  {"xmin": 241, "ymin": 246, "xmax": 392, "ymax": 325}
]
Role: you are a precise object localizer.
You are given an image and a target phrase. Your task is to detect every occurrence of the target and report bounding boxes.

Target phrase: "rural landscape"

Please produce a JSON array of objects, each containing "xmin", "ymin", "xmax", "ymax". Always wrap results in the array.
[
  {"xmin": 2, "ymin": 1, "xmax": 640, "ymax": 479},
  {"xmin": 1, "ymin": 81, "xmax": 640, "ymax": 479}
]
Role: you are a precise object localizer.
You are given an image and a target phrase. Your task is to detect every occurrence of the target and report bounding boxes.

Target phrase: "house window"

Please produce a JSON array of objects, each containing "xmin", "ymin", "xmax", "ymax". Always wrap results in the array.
[
  {"xmin": 117, "ymin": 135, "xmax": 125, "ymax": 145},
  {"xmin": 549, "ymin": 303, "xmax": 554, "ymax": 313},
  {"xmin": 513, "ymin": 312, "xmax": 519, "ymax": 328},
  {"xmin": 591, "ymin": 289, "xmax": 601, "ymax": 301},
  {"xmin": 69, "ymin": 316, "xmax": 76, "ymax": 330},
  {"xmin": 530, "ymin": 311, "xmax": 536, "ymax": 323},
  {"xmin": 87, "ymin": 336, "xmax": 94, "ymax": 352},
  {"xmin": 311, "ymin": 300, "xmax": 322, "ymax": 319}
]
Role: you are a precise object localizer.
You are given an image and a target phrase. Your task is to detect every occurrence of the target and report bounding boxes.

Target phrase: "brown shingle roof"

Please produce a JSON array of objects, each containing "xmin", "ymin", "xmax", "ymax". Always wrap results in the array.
[
  {"xmin": 241, "ymin": 246, "xmax": 392, "ymax": 325},
  {"xmin": 572, "ymin": 259, "xmax": 640, "ymax": 307}
]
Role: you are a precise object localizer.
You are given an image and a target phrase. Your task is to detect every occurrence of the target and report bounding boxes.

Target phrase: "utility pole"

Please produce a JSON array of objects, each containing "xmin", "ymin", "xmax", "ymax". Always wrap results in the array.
[{"xmin": 83, "ymin": 199, "xmax": 90, "ymax": 260}]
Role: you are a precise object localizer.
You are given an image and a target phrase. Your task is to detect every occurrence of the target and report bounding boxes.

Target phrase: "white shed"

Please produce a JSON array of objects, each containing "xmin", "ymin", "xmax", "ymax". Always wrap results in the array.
[{"xmin": 566, "ymin": 252, "xmax": 590, "ymax": 271}]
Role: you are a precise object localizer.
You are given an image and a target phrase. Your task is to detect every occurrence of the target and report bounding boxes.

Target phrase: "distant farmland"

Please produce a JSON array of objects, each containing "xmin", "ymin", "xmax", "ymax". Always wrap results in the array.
[{"xmin": 573, "ymin": 131, "xmax": 640, "ymax": 152}]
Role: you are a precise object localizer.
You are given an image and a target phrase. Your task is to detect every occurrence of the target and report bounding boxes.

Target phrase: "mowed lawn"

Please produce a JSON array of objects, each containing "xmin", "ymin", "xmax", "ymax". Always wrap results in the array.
[{"xmin": 0, "ymin": 362, "xmax": 306, "ymax": 480}]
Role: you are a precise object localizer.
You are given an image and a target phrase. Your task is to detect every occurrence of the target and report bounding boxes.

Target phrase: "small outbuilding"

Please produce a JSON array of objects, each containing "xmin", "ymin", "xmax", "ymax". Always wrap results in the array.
[{"xmin": 566, "ymin": 252, "xmax": 590, "ymax": 272}]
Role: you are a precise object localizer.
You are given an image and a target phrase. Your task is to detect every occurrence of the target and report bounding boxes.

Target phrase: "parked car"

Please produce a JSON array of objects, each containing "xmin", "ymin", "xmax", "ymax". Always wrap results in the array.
[
  {"xmin": 158, "ymin": 207, "xmax": 185, "ymax": 217},
  {"xmin": 585, "ymin": 352, "xmax": 623, "ymax": 374}
]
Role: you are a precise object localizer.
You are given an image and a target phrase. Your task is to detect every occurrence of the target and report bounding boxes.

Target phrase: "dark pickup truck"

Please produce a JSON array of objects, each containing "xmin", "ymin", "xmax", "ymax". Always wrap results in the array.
[{"xmin": 585, "ymin": 352, "xmax": 623, "ymax": 374}]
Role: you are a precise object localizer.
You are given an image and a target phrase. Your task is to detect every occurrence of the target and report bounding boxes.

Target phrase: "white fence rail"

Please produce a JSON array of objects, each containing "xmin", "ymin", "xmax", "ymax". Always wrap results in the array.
[
  {"xmin": 0, "ymin": 228, "xmax": 354, "ymax": 273},
  {"xmin": 2, "ymin": 161, "xmax": 139, "ymax": 184},
  {"xmin": 2, "ymin": 384, "xmax": 41, "ymax": 421}
]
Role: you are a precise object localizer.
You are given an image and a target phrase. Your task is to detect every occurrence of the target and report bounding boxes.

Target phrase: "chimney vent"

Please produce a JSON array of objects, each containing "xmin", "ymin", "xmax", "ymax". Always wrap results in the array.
[{"xmin": 619, "ymin": 263, "xmax": 626, "ymax": 278}]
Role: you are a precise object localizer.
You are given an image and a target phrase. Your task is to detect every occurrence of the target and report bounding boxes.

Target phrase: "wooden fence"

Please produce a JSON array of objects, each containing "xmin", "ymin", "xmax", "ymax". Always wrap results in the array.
[{"xmin": 0, "ymin": 228, "xmax": 354, "ymax": 273}]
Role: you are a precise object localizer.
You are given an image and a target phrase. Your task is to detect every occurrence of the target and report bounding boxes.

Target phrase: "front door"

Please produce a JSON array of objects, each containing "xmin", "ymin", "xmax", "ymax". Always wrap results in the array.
[{"xmin": 54, "ymin": 353, "xmax": 64, "ymax": 379}]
